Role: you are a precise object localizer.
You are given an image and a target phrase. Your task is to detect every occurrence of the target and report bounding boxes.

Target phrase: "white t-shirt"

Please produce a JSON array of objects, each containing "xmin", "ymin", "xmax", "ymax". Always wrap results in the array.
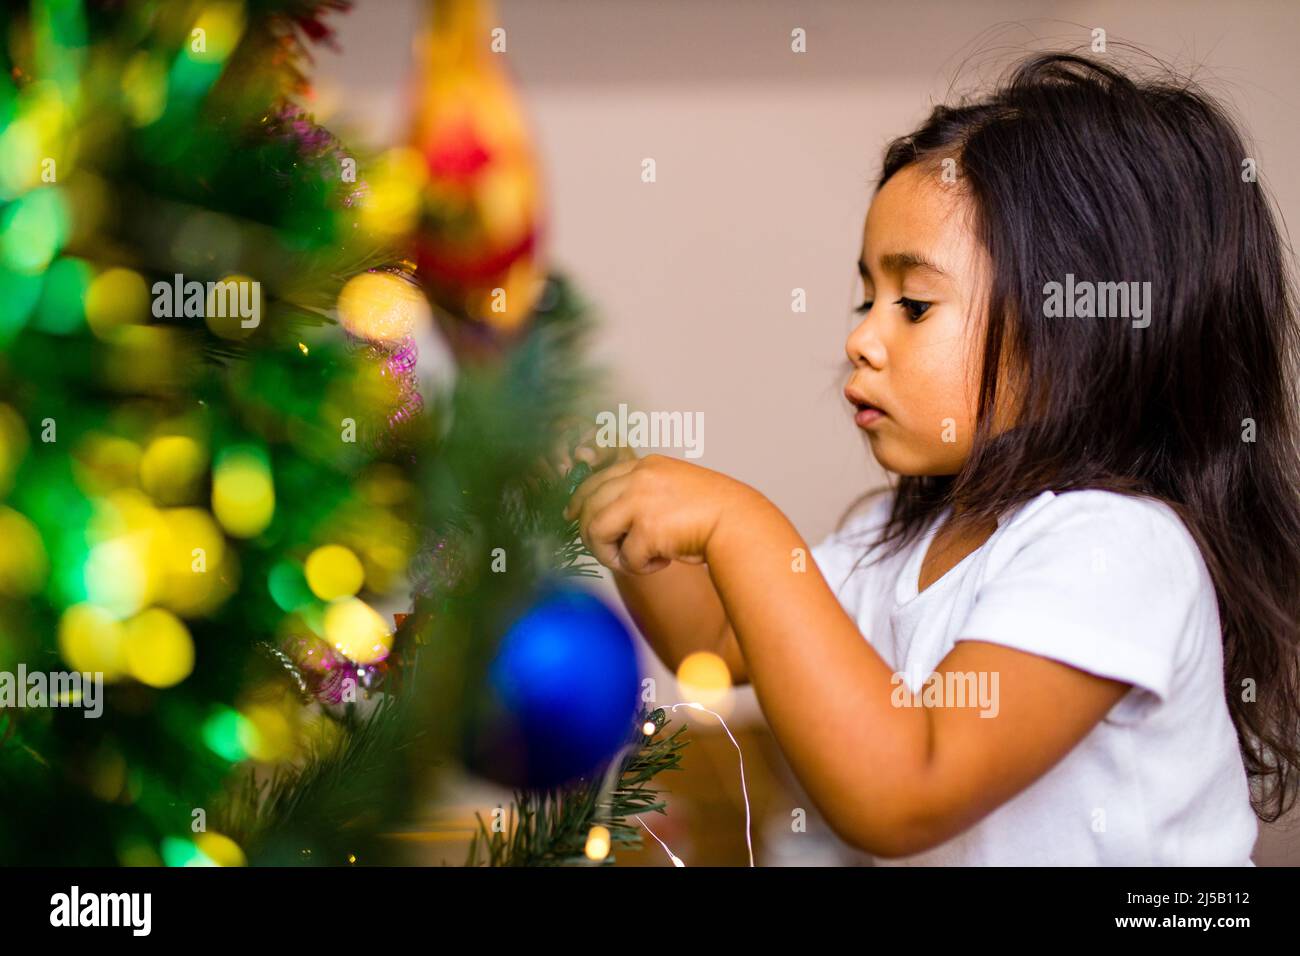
[{"xmin": 810, "ymin": 487, "xmax": 1257, "ymax": 865}]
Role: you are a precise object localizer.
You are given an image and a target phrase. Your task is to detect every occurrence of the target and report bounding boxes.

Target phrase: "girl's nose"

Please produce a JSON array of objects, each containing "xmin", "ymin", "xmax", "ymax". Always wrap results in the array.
[{"xmin": 845, "ymin": 314, "xmax": 886, "ymax": 370}]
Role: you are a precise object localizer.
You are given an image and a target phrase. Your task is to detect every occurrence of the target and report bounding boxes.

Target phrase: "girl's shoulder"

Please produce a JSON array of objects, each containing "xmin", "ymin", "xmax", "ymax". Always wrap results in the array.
[
  {"xmin": 963, "ymin": 488, "xmax": 1221, "ymax": 721},
  {"xmin": 999, "ymin": 488, "xmax": 1204, "ymax": 580}
]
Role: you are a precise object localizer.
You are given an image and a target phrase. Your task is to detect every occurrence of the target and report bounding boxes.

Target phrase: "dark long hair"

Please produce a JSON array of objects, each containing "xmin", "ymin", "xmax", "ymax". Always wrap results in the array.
[{"xmin": 841, "ymin": 52, "xmax": 1300, "ymax": 821}]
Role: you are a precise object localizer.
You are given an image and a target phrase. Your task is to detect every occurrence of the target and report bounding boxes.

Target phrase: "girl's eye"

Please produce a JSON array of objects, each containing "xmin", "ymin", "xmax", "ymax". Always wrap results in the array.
[
  {"xmin": 896, "ymin": 296, "xmax": 932, "ymax": 322},
  {"xmin": 853, "ymin": 300, "xmax": 874, "ymax": 315}
]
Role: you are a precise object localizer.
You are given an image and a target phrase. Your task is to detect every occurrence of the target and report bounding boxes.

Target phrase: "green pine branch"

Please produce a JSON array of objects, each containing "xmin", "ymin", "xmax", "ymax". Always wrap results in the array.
[{"xmin": 465, "ymin": 707, "xmax": 690, "ymax": 867}]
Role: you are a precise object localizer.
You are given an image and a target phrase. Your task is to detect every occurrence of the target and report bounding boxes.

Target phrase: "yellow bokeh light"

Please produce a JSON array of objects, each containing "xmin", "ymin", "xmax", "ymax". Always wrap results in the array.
[
  {"xmin": 140, "ymin": 435, "xmax": 208, "ymax": 505},
  {"xmin": 0, "ymin": 507, "xmax": 47, "ymax": 597},
  {"xmin": 104, "ymin": 326, "xmax": 187, "ymax": 394},
  {"xmin": 204, "ymin": 273, "xmax": 259, "ymax": 341},
  {"xmin": 476, "ymin": 163, "xmax": 531, "ymax": 245},
  {"xmin": 676, "ymin": 651, "xmax": 732, "ymax": 707},
  {"xmin": 357, "ymin": 147, "xmax": 427, "ymax": 238},
  {"xmin": 0, "ymin": 82, "xmax": 70, "ymax": 199},
  {"xmin": 358, "ymin": 464, "xmax": 413, "ymax": 506},
  {"xmin": 584, "ymin": 825, "xmax": 611, "ymax": 862},
  {"xmin": 212, "ymin": 449, "xmax": 274, "ymax": 538},
  {"xmin": 336, "ymin": 270, "xmax": 431, "ymax": 344},
  {"xmin": 469, "ymin": 258, "xmax": 542, "ymax": 333},
  {"xmin": 84, "ymin": 490, "xmax": 166, "ymax": 618},
  {"xmin": 0, "ymin": 403, "xmax": 30, "ymax": 499},
  {"xmin": 324, "ymin": 597, "xmax": 393, "ymax": 665},
  {"xmin": 158, "ymin": 507, "xmax": 232, "ymax": 617},
  {"xmin": 58, "ymin": 603, "xmax": 129, "ymax": 681},
  {"xmin": 190, "ymin": 2, "xmax": 247, "ymax": 64},
  {"xmin": 121, "ymin": 52, "xmax": 168, "ymax": 127},
  {"xmin": 305, "ymin": 544, "xmax": 364, "ymax": 601},
  {"xmin": 237, "ymin": 702, "xmax": 296, "ymax": 762},
  {"xmin": 84, "ymin": 534, "xmax": 154, "ymax": 618},
  {"xmin": 195, "ymin": 832, "xmax": 246, "ymax": 868},
  {"xmin": 122, "ymin": 608, "xmax": 195, "ymax": 688},
  {"xmin": 86, "ymin": 268, "xmax": 150, "ymax": 339},
  {"xmin": 72, "ymin": 434, "xmax": 142, "ymax": 496}
]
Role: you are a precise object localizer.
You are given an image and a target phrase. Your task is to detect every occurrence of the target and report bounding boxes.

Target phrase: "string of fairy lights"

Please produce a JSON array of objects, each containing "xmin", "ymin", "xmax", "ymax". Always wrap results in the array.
[{"xmin": 582, "ymin": 694, "xmax": 755, "ymax": 868}]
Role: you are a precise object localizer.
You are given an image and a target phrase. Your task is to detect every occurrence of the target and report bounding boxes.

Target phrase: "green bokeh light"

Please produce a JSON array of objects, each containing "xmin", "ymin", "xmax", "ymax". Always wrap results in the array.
[
  {"xmin": 32, "ymin": 255, "xmax": 90, "ymax": 334},
  {"xmin": 161, "ymin": 836, "xmax": 209, "ymax": 868},
  {"xmin": 202, "ymin": 707, "xmax": 249, "ymax": 763},
  {"xmin": 0, "ymin": 188, "xmax": 71, "ymax": 274},
  {"xmin": 0, "ymin": 268, "xmax": 44, "ymax": 344},
  {"xmin": 268, "ymin": 559, "xmax": 313, "ymax": 613}
]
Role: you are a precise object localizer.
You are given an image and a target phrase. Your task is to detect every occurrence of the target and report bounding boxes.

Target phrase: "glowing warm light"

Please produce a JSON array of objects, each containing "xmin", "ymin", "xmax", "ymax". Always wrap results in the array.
[
  {"xmin": 212, "ymin": 447, "xmax": 274, "ymax": 538},
  {"xmin": 0, "ymin": 82, "xmax": 70, "ymax": 200},
  {"xmin": 324, "ymin": 597, "xmax": 393, "ymax": 665},
  {"xmin": 0, "ymin": 507, "xmax": 48, "ymax": 597},
  {"xmin": 584, "ymin": 825, "xmax": 611, "ymax": 862},
  {"xmin": 357, "ymin": 147, "xmax": 427, "ymax": 238},
  {"xmin": 675, "ymin": 651, "xmax": 732, "ymax": 707},
  {"xmin": 471, "ymin": 258, "xmax": 543, "ymax": 333},
  {"xmin": 140, "ymin": 435, "xmax": 207, "ymax": 504},
  {"xmin": 121, "ymin": 52, "xmax": 168, "ymax": 126},
  {"xmin": 641, "ymin": 720, "xmax": 656, "ymax": 737},
  {"xmin": 58, "ymin": 604, "xmax": 128, "ymax": 681},
  {"xmin": 122, "ymin": 608, "xmax": 195, "ymax": 688},
  {"xmin": 72, "ymin": 434, "xmax": 143, "ymax": 495},
  {"xmin": 189, "ymin": 2, "xmax": 247, "ymax": 64},
  {"xmin": 0, "ymin": 117, "xmax": 43, "ymax": 199},
  {"xmin": 336, "ymin": 270, "xmax": 431, "ymax": 344},
  {"xmin": 84, "ymin": 533, "xmax": 154, "ymax": 618},
  {"xmin": 85, "ymin": 268, "xmax": 149, "ymax": 338},
  {"xmin": 304, "ymin": 544, "xmax": 365, "ymax": 601},
  {"xmin": 204, "ymin": 273, "xmax": 258, "ymax": 340},
  {"xmin": 159, "ymin": 507, "xmax": 231, "ymax": 617},
  {"xmin": 194, "ymin": 831, "xmax": 246, "ymax": 868},
  {"xmin": 237, "ymin": 702, "xmax": 295, "ymax": 762}
]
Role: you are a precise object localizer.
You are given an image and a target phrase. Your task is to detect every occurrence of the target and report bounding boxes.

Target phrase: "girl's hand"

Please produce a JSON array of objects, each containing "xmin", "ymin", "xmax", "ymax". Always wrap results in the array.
[
  {"xmin": 548, "ymin": 415, "xmax": 637, "ymax": 480},
  {"xmin": 562, "ymin": 454, "xmax": 757, "ymax": 575}
]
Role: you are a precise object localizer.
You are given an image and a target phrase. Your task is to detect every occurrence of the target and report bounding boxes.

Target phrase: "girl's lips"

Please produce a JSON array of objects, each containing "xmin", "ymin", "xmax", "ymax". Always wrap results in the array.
[{"xmin": 854, "ymin": 406, "xmax": 885, "ymax": 428}]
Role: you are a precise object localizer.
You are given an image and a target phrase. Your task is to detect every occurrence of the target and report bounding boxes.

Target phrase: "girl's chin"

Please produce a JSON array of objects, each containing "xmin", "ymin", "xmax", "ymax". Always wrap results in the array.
[{"xmin": 865, "ymin": 437, "xmax": 964, "ymax": 477}]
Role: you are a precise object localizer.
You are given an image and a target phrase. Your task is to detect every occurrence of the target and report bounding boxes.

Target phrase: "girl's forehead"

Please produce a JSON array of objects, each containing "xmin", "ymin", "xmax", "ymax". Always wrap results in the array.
[{"xmin": 860, "ymin": 165, "xmax": 980, "ymax": 282}]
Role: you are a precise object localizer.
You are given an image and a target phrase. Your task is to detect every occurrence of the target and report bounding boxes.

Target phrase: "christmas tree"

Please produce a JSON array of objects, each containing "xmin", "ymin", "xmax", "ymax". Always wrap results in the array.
[{"xmin": 0, "ymin": 0, "xmax": 684, "ymax": 867}]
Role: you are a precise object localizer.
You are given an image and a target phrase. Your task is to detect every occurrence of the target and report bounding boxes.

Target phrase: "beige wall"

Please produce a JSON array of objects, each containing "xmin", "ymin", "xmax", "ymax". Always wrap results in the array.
[{"xmin": 315, "ymin": 0, "xmax": 1300, "ymax": 864}]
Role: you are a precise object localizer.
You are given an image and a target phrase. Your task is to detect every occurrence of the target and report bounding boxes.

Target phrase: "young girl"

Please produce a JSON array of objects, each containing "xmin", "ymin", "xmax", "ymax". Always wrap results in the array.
[{"xmin": 559, "ymin": 52, "xmax": 1300, "ymax": 865}]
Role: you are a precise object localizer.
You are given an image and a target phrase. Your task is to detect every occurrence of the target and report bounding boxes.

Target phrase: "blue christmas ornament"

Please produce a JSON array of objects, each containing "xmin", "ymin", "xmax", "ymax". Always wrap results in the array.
[{"xmin": 471, "ymin": 584, "xmax": 641, "ymax": 789}]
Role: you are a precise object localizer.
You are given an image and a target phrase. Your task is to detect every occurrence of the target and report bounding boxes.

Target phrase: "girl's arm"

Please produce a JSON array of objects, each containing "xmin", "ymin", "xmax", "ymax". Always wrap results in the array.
[
  {"xmin": 706, "ymin": 493, "xmax": 1129, "ymax": 857},
  {"xmin": 611, "ymin": 560, "xmax": 749, "ymax": 684},
  {"xmin": 567, "ymin": 455, "xmax": 1130, "ymax": 858},
  {"xmin": 553, "ymin": 426, "xmax": 748, "ymax": 683}
]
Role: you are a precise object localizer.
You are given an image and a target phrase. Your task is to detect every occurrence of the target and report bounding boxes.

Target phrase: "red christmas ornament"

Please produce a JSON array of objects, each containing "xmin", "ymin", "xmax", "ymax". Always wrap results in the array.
[{"xmin": 407, "ymin": 0, "xmax": 547, "ymax": 351}]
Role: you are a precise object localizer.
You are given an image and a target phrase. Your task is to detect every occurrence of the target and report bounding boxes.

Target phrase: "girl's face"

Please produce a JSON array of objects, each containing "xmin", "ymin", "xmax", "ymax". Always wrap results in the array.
[{"xmin": 844, "ymin": 163, "xmax": 996, "ymax": 476}]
